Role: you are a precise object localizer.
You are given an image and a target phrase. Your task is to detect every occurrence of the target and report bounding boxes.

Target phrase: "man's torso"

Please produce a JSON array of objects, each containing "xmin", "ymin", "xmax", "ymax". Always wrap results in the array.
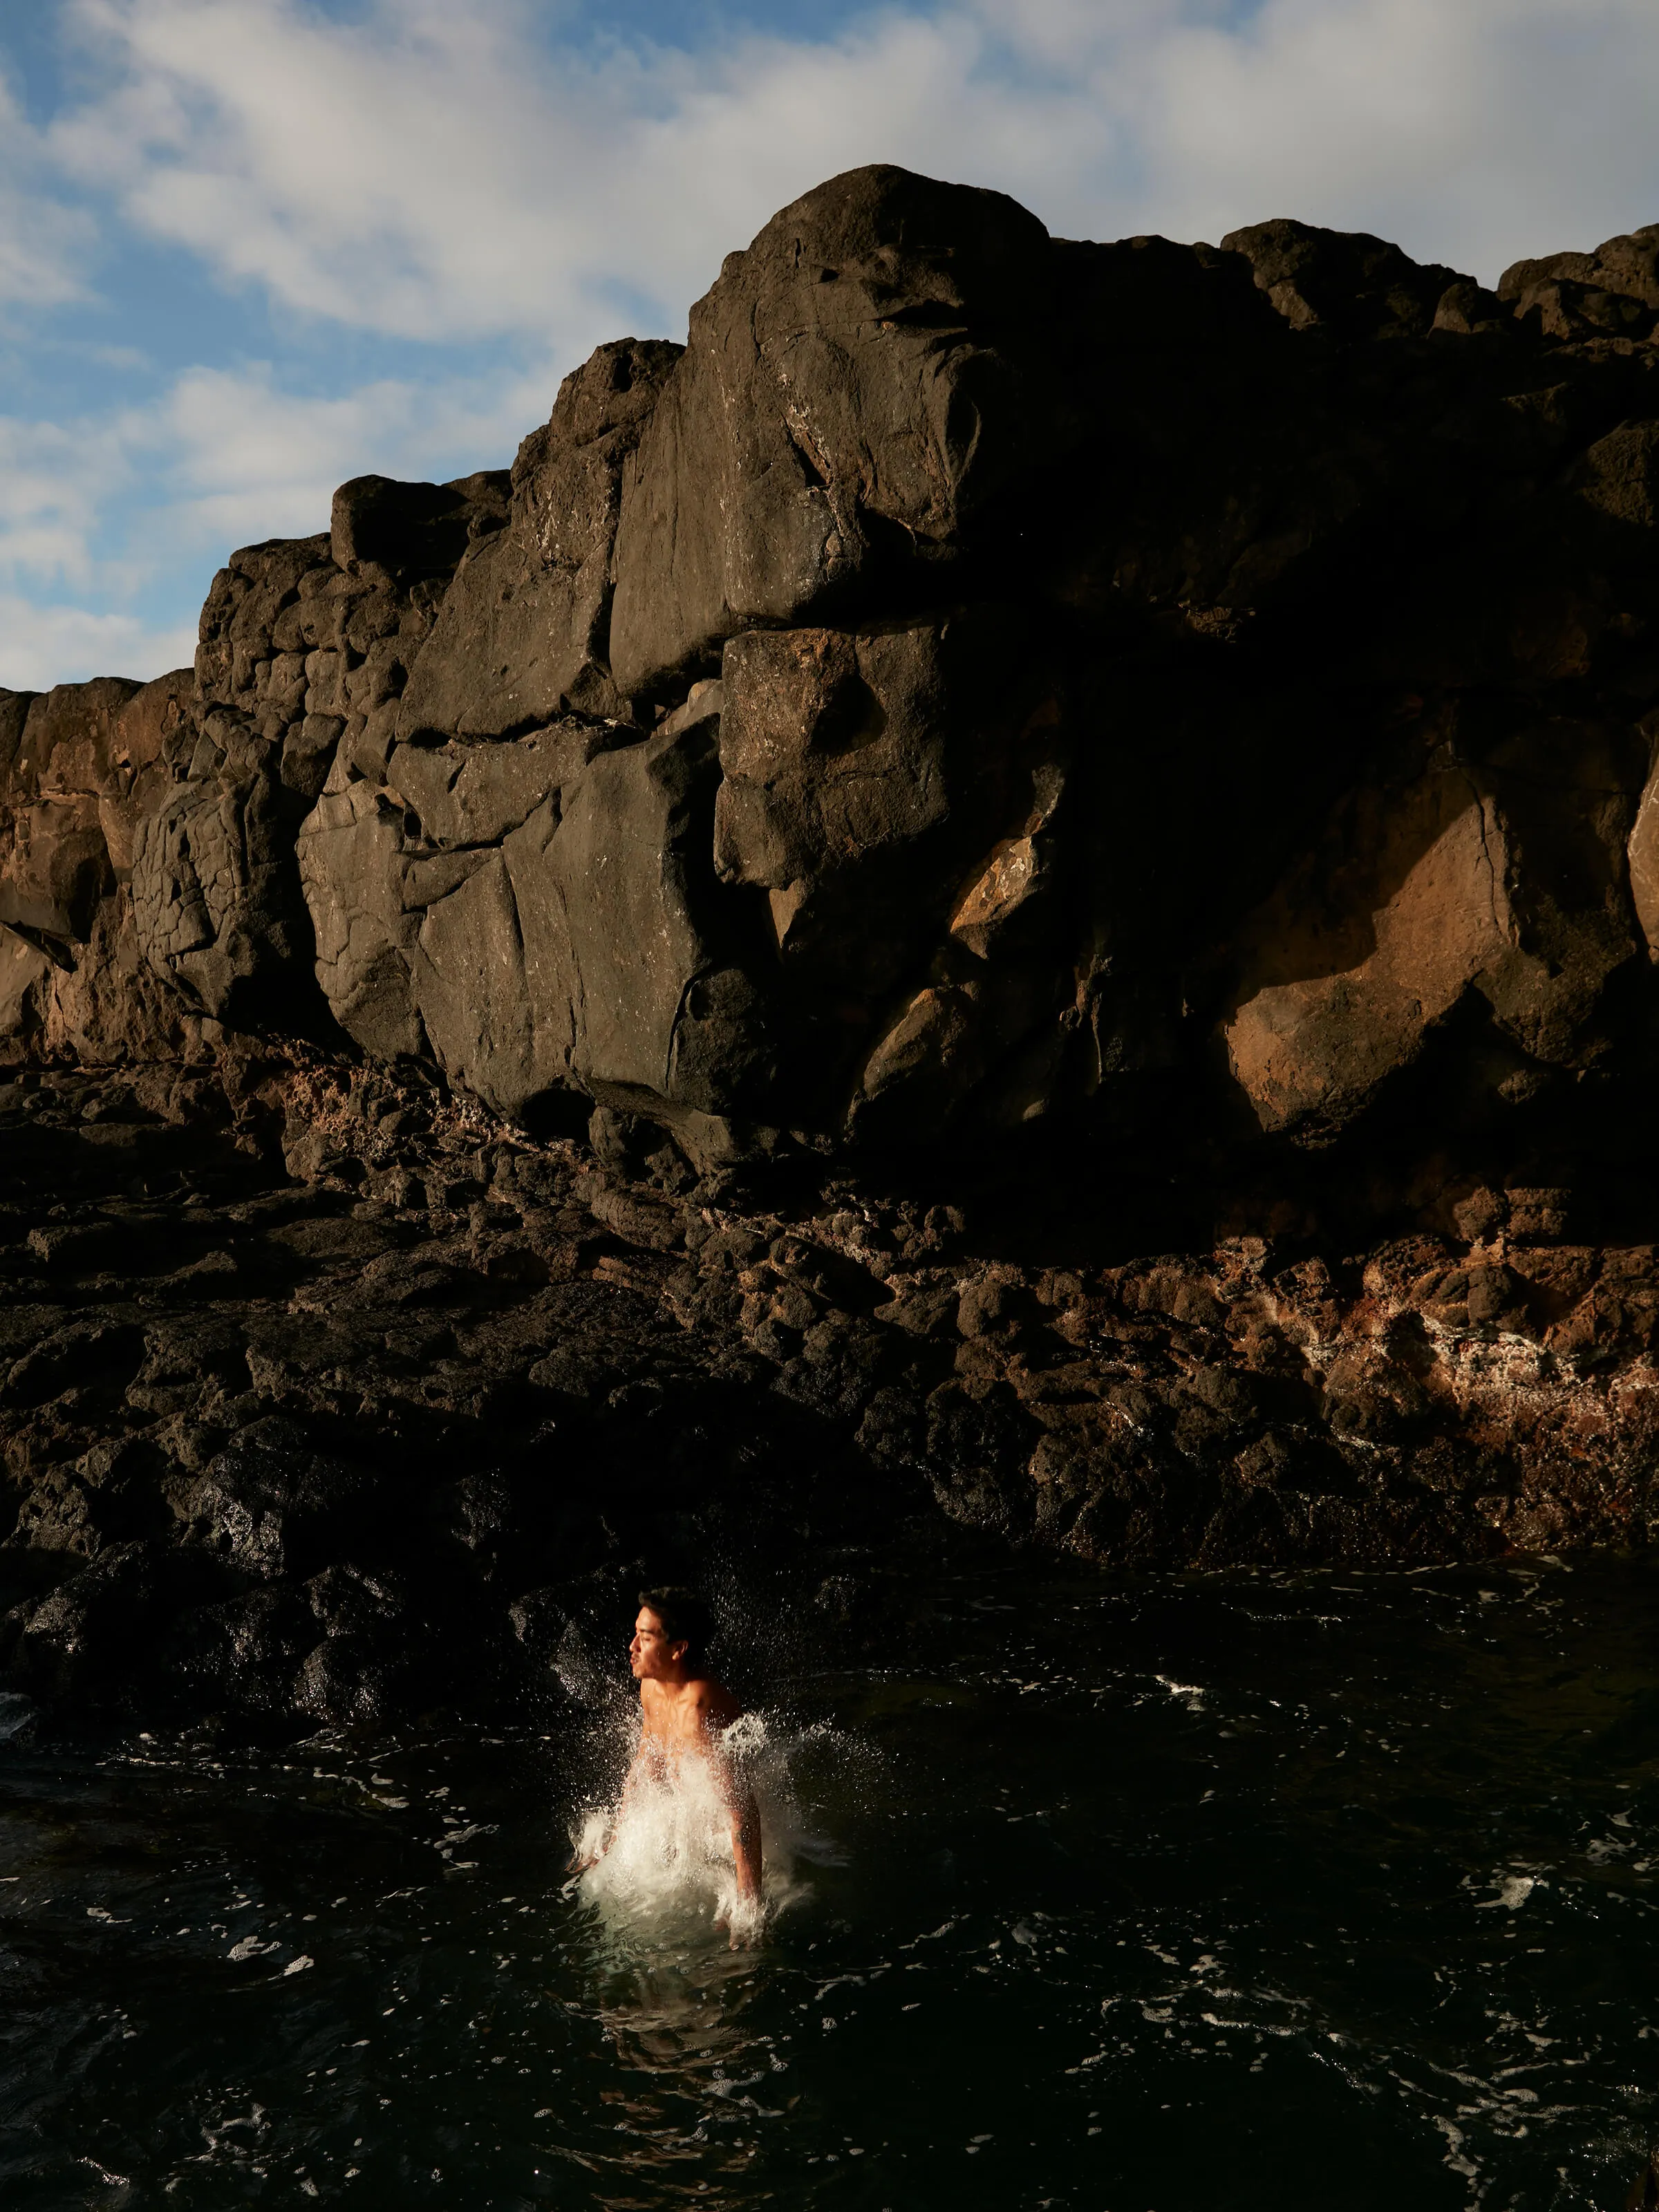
[{"xmin": 639, "ymin": 1676, "xmax": 742, "ymax": 1761}]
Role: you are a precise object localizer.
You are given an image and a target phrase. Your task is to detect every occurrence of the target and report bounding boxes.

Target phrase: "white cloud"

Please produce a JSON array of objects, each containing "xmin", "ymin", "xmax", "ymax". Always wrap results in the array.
[
  {"xmin": 10, "ymin": 0, "xmax": 1659, "ymax": 693},
  {"xmin": 41, "ymin": 0, "xmax": 1659, "ymax": 357},
  {"xmin": 151, "ymin": 357, "xmax": 553, "ymax": 550},
  {"xmin": 0, "ymin": 181, "xmax": 94, "ymax": 315},
  {"xmin": 0, "ymin": 411, "xmax": 129, "ymax": 591},
  {"xmin": 51, "ymin": 0, "xmax": 684, "ymax": 345},
  {"xmin": 0, "ymin": 596, "xmax": 196, "ymax": 692},
  {"xmin": 0, "ymin": 352, "xmax": 553, "ymax": 687},
  {"xmin": 1122, "ymin": 0, "xmax": 1659, "ymax": 274},
  {"xmin": 0, "ymin": 62, "xmax": 95, "ymax": 312}
]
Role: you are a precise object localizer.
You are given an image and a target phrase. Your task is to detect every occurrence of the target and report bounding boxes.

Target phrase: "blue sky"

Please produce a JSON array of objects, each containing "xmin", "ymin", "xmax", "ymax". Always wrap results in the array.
[{"xmin": 4, "ymin": 0, "xmax": 1659, "ymax": 692}]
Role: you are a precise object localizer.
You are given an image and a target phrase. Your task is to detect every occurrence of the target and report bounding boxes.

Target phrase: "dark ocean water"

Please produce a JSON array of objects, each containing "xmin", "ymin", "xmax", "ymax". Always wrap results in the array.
[{"xmin": 4, "ymin": 1546, "xmax": 1659, "ymax": 2209}]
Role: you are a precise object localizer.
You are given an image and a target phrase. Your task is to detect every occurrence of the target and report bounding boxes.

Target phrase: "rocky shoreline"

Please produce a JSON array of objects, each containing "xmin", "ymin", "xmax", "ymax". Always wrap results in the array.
[
  {"xmin": 11, "ymin": 165, "xmax": 1659, "ymax": 1723},
  {"xmin": 6, "ymin": 1048, "xmax": 1659, "ymax": 1730}
]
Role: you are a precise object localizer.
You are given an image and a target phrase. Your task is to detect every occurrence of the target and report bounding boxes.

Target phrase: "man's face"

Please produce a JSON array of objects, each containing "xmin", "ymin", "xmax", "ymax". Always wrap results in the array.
[{"xmin": 630, "ymin": 1607, "xmax": 685, "ymax": 1681}]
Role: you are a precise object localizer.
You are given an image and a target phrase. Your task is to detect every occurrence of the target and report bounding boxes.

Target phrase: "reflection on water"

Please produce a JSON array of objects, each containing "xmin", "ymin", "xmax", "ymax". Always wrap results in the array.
[{"xmin": 6, "ymin": 1546, "xmax": 1659, "ymax": 2206}]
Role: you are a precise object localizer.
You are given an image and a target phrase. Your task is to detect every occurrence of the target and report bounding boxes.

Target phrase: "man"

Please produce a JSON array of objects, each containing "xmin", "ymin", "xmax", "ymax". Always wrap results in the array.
[{"xmin": 610, "ymin": 1586, "xmax": 763, "ymax": 1923}]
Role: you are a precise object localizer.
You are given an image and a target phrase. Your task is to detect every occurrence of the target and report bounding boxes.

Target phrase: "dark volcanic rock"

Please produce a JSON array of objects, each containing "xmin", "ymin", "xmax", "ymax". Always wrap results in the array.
[
  {"xmin": 609, "ymin": 167, "xmax": 1054, "ymax": 696},
  {"xmin": 1221, "ymin": 216, "xmax": 1465, "ymax": 339},
  {"xmin": 399, "ymin": 339, "xmax": 682, "ymax": 737},
  {"xmin": 24, "ymin": 165, "xmax": 1659, "ymax": 1166},
  {"xmin": 17, "ymin": 165, "xmax": 1659, "ymax": 1725},
  {"xmin": 1499, "ymin": 221, "xmax": 1659, "ymax": 341},
  {"xmin": 4, "ymin": 1059, "xmax": 1659, "ymax": 1736},
  {"xmin": 330, "ymin": 472, "xmax": 507, "ymax": 579},
  {"xmin": 133, "ymin": 765, "xmax": 317, "ymax": 1024},
  {"xmin": 182, "ymin": 1420, "xmax": 379, "ymax": 1582}
]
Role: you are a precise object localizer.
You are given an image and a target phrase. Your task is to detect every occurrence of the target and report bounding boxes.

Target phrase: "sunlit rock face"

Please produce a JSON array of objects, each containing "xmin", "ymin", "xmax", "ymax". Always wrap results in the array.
[
  {"xmin": 1223, "ymin": 724, "xmax": 1645, "ymax": 1140},
  {"xmin": 9, "ymin": 166, "xmax": 1659, "ymax": 1194}
]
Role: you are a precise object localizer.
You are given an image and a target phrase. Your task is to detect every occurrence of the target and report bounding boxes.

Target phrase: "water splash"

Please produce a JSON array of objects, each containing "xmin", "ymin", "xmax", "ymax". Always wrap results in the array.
[{"xmin": 570, "ymin": 1711, "xmax": 838, "ymax": 1947}]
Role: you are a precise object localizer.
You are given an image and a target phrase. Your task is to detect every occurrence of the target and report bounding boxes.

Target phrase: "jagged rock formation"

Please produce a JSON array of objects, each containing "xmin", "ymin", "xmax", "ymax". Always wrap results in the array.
[
  {"xmin": 13, "ymin": 170, "xmax": 1659, "ymax": 1168},
  {"xmin": 10, "ymin": 167, "xmax": 1659, "ymax": 1720}
]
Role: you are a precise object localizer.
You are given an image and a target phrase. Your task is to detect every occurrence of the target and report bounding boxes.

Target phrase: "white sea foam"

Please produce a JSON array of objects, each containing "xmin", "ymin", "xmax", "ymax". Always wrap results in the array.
[{"xmin": 570, "ymin": 1711, "xmax": 835, "ymax": 1947}]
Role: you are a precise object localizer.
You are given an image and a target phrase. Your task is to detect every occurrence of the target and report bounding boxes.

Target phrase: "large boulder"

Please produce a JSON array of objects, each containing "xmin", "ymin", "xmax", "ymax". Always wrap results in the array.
[
  {"xmin": 543, "ymin": 716, "xmax": 767, "ymax": 1116},
  {"xmin": 396, "ymin": 339, "xmax": 682, "ymax": 737},
  {"xmin": 1499, "ymin": 222, "xmax": 1659, "ymax": 342},
  {"xmin": 1221, "ymin": 217, "xmax": 1465, "ymax": 339},
  {"xmin": 330, "ymin": 471, "xmax": 507, "ymax": 579},
  {"xmin": 608, "ymin": 167, "xmax": 1056, "ymax": 696},
  {"xmin": 0, "ymin": 673, "xmax": 196, "ymax": 1062},
  {"xmin": 299, "ymin": 704, "xmax": 770, "ymax": 1134},
  {"xmin": 296, "ymin": 720, "xmax": 629, "ymax": 1104},
  {"xmin": 294, "ymin": 779, "xmax": 424, "ymax": 1061},
  {"xmin": 440, "ymin": 710, "xmax": 772, "ymax": 1132},
  {"xmin": 1225, "ymin": 764, "xmax": 1519, "ymax": 1136},
  {"xmin": 1225, "ymin": 717, "xmax": 1647, "ymax": 1138},
  {"xmin": 131, "ymin": 767, "xmax": 315, "ymax": 1022},
  {"xmin": 410, "ymin": 847, "xmax": 551, "ymax": 1113},
  {"xmin": 715, "ymin": 610, "xmax": 1046, "ymax": 908},
  {"xmin": 0, "ymin": 678, "xmax": 145, "ymax": 941}
]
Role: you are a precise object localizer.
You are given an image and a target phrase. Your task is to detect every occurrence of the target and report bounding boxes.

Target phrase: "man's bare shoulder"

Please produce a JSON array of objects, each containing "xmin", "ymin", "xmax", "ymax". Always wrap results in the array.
[{"xmin": 686, "ymin": 1676, "xmax": 744, "ymax": 1730}]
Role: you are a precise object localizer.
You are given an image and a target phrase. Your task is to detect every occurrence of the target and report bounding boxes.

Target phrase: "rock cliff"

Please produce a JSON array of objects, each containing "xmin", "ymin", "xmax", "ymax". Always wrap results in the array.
[{"xmin": 9, "ymin": 167, "xmax": 1659, "ymax": 1723}]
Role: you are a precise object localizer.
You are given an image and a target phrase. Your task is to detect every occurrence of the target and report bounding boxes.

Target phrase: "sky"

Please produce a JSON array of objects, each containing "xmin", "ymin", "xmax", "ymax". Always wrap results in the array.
[{"xmin": 3, "ymin": 0, "xmax": 1659, "ymax": 694}]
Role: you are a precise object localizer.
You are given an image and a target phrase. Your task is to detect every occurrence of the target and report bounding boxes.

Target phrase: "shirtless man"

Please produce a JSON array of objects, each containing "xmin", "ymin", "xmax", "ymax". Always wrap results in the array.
[{"xmin": 612, "ymin": 1587, "xmax": 762, "ymax": 1918}]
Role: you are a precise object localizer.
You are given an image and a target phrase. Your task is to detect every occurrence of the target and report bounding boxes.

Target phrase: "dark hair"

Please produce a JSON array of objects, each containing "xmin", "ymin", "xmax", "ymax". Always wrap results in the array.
[{"xmin": 637, "ymin": 1586, "xmax": 714, "ymax": 1669}]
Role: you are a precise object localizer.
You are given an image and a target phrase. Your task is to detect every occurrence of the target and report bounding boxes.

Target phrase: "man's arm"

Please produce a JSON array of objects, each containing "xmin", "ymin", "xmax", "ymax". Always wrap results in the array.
[
  {"xmin": 700, "ymin": 1697, "xmax": 762, "ymax": 1902},
  {"xmin": 728, "ymin": 1783, "xmax": 762, "ymax": 1903}
]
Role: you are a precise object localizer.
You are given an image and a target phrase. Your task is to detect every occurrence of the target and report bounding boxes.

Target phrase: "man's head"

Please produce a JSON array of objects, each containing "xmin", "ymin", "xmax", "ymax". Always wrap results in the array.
[{"xmin": 630, "ymin": 1586, "xmax": 715, "ymax": 1682}]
